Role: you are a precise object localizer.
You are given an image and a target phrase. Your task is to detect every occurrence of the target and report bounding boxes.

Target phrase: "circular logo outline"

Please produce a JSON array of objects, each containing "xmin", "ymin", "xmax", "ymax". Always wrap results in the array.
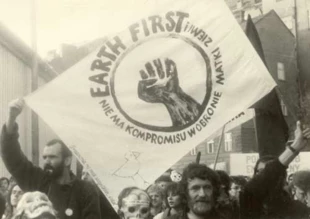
[{"xmin": 110, "ymin": 33, "xmax": 212, "ymax": 132}]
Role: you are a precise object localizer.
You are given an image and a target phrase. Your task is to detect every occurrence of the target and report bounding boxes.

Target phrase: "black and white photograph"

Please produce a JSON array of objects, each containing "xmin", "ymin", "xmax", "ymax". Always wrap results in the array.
[{"xmin": 0, "ymin": 0, "xmax": 310, "ymax": 218}]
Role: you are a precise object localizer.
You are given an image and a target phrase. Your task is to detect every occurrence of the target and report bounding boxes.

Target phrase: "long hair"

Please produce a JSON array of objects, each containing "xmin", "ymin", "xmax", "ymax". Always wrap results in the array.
[
  {"xmin": 164, "ymin": 182, "xmax": 186, "ymax": 210},
  {"xmin": 253, "ymin": 155, "xmax": 276, "ymax": 176},
  {"xmin": 4, "ymin": 183, "xmax": 21, "ymax": 219}
]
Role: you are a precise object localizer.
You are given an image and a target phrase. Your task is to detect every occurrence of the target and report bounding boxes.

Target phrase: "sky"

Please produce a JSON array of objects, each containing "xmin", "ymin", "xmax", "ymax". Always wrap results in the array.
[{"xmin": 0, "ymin": 0, "xmax": 152, "ymax": 57}]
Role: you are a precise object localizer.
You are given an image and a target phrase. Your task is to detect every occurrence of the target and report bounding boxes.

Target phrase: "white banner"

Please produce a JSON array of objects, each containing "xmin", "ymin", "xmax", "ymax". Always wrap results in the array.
[
  {"xmin": 230, "ymin": 153, "xmax": 310, "ymax": 176},
  {"xmin": 25, "ymin": 0, "xmax": 276, "ymax": 204}
]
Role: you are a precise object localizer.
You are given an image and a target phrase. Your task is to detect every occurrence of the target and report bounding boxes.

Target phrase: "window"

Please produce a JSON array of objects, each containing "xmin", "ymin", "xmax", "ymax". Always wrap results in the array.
[
  {"xmin": 280, "ymin": 99, "xmax": 288, "ymax": 116},
  {"xmin": 207, "ymin": 140, "xmax": 215, "ymax": 154},
  {"xmin": 225, "ymin": 133, "xmax": 232, "ymax": 152},
  {"xmin": 190, "ymin": 147, "xmax": 197, "ymax": 156},
  {"xmin": 254, "ymin": 0, "xmax": 262, "ymax": 3},
  {"xmin": 277, "ymin": 62, "xmax": 285, "ymax": 81}
]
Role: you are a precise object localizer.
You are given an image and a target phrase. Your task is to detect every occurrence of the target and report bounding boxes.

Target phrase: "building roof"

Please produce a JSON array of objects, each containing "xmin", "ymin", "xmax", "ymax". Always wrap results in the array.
[
  {"xmin": 240, "ymin": 10, "xmax": 295, "ymax": 38},
  {"xmin": 0, "ymin": 22, "xmax": 58, "ymax": 81}
]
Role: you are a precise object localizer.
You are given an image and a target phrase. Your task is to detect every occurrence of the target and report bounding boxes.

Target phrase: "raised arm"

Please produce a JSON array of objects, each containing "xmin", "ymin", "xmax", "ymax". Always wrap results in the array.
[{"xmin": 1, "ymin": 99, "xmax": 46, "ymax": 191}]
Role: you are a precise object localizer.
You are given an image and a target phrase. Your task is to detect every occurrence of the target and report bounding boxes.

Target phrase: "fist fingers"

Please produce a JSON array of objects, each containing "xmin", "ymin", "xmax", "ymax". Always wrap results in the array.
[
  {"xmin": 9, "ymin": 98, "xmax": 25, "ymax": 110},
  {"xmin": 165, "ymin": 58, "xmax": 177, "ymax": 78},
  {"xmin": 153, "ymin": 59, "xmax": 165, "ymax": 79},
  {"xmin": 139, "ymin": 58, "xmax": 178, "ymax": 81}
]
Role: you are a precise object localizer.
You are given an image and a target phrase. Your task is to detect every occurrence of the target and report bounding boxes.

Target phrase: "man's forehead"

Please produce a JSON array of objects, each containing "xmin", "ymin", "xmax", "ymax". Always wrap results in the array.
[
  {"xmin": 187, "ymin": 177, "xmax": 212, "ymax": 186},
  {"xmin": 43, "ymin": 143, "xmax": 62, "ymax": 154}
]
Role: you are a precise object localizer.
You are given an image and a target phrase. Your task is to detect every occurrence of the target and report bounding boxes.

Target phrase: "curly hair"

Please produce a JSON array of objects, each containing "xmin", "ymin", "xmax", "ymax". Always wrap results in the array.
[{"xmin": 179, "ymin": 163, "xmax": 220, "ymax": 212}]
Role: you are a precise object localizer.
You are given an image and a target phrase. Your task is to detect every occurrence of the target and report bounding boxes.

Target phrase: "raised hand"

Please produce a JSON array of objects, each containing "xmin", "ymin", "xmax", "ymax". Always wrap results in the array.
[
  {"xmin": 137, "ymin": 58, "xmax": 202, "ymax": 127},
  {"xmin": 6, "ymin": 98, "xmax": 25, "ymax": 133},
  {"xmin": 292, "ymin": 121, "xmax": 310, "ymax": 151},
  {"xmin": 138, "ymin": 58, "xmax": 179, "ymax": 103},
  {"xmin": 8, "ymin": 98, "xmax": 25, "ymax": 120}
]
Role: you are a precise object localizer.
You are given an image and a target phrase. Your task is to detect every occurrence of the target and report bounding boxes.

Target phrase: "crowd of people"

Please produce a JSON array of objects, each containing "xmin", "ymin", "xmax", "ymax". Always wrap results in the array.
[{"xmin": 1, "ymin": 100, "xmax": 310, "ymax": 219}]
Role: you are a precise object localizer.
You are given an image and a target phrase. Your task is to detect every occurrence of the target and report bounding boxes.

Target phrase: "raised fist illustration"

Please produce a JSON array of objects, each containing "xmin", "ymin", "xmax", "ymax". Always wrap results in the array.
[{"xmin": 138, "ymin": 58, "xmax": 202, "ymax": 127}]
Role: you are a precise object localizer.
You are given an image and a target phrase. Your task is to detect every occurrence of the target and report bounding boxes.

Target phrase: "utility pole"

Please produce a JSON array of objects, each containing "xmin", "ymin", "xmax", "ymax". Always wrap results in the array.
[{"xmin": 31, "ymin": 0, "xmax": 39, "ymax": 165}]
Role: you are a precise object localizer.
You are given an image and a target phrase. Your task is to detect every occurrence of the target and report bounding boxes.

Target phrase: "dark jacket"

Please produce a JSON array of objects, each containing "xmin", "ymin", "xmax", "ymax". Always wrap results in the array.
[
  {"xmin": 1, "ymin": 124, "xmax": 101, "ymax": 219},
  {"xmin": 241, "ymin": 159, "xmax": 309, "ymax": 219}
]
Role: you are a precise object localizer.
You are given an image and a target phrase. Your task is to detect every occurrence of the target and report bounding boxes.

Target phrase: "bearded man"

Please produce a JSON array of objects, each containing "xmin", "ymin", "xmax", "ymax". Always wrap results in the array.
[
  {"xmin": 1, "ymin": 99, "xmax": 101, "ymax": 219},
  {"xmin": 167, "ymin": 163, "xmax": 229, "ymax": 219}
]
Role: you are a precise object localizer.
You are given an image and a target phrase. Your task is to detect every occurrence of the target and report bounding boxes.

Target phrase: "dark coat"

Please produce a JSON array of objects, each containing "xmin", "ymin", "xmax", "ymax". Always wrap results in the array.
[
  {"xmin": 241, "ymin": 159, "xmax": 309, "ymax": 219},
  {"xmin": 1, "ymin": 124, "xmax": 101, "ymax": 219}
]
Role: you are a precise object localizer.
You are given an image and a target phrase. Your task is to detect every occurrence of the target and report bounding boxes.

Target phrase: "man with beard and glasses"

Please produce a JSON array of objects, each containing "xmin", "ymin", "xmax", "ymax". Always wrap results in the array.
[
  {"xmin": 1, "ymin": 99, "xmax": 101, "ymax": 219},
  {"xmin": 166, "ymin": 163, "xmax": 230, "ymax": 219}
]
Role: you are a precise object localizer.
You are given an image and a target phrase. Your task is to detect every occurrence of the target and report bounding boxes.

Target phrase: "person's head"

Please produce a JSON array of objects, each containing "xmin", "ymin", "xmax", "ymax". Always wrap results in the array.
[
  {"xmin": 43, "ymin": 139, "xmax": 72, "ymax": 179},
  {"xmin": 215, "ymin": 170, "xmax": 231, "ymax": 206},
  {"xmin": 164, "ymin": 182, "xmax": 185, "ymax": 210},
  {"xmin": 146, "ymin": 184, "xmax": 164, "ymax": 209},
  {"xmin": 0, "ymin": 177, "xmax": 9, "ymax": 191},
  {"xmin": 253, "ymin": 155, "xmax": 276, "ymax": 176},
  {"xmin": 215, "ymin": 170, "xmax": 230, "ymax": 195},
  {"xmin": 14, "ymin": 191, "xmax": 57, "ymax": 219},
  {"xmin": 9, "ymin": 176, "xmax": 16, "ymax": 186},
  {"xmin": 118, "ymin": 187, "xmax": 151, "ymax": 219},
  {"xmin": 229, "ymin": 176, "xmax": 247, "ymax": 200},
  {"xmin": 155, "ymin": 175, "xmax": 172, "ymax": 191},
  {"xmin": 8, "ymin": 184, "xmax": 24, "ymax": 208},
  {"xmin": 180, "ymin": 163, "xmax": 220, "ymax": 216},
  {"xmin": 287, "ymin": 173, "xmax": 294, "ymax": 185},
  {"xmin": 292, "ymin": 171, "xmax": 310, "ymax": 207}
]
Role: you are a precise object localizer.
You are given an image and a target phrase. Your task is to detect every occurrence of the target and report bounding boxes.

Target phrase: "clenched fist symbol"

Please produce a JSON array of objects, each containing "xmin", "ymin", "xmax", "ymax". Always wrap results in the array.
[{"xmin": 138, "ymin": 58, "xmax": 202, "ymax": 127}]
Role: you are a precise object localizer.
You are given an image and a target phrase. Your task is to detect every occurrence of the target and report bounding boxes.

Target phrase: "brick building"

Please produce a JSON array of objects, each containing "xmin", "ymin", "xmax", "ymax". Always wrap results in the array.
[
  {"xmin": 225, "ymin": 0, "xmax": 263, "ymax": 23},
  {"xmin": 173, "ymin": 10, "xmax": 299, "ymax": 173}
]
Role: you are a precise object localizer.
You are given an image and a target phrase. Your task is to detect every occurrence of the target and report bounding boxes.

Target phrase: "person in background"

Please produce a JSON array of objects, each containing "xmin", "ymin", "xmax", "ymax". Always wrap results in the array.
[
  {"xmin": 0, "ymin": 178, "xmax": 9, "ymax": 198},
  {"xmin": 229, "ymin": 176, "xmax": 247, "ymax": 202},
  {"xmin": 118, "ymin": 187, "xmax": 151, "ymax": 219},
  {"xmin": 8, "ymin": 177, "xmax": 16, "ymax": 189},
  {"xmin": 4, "ymin": 184, "xmax": 24, "ymax": 219},
  {"xmin": 284, "ymin": 173, "xmax": 295, "ymax": 199},
  {"xmin": 292, "ymin": 170, "xmax": 310, "ymax": 206},
  {"xmin": 154, "ymin": 182, "xmax": 185, "ymax": 219},
  {"xmin": 215, "ymin": 170, "xmax": 231, "ymax": 206},
  {"xmin": 146, "ymin": 184, "xmax": 165, "ymax": 217}
]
